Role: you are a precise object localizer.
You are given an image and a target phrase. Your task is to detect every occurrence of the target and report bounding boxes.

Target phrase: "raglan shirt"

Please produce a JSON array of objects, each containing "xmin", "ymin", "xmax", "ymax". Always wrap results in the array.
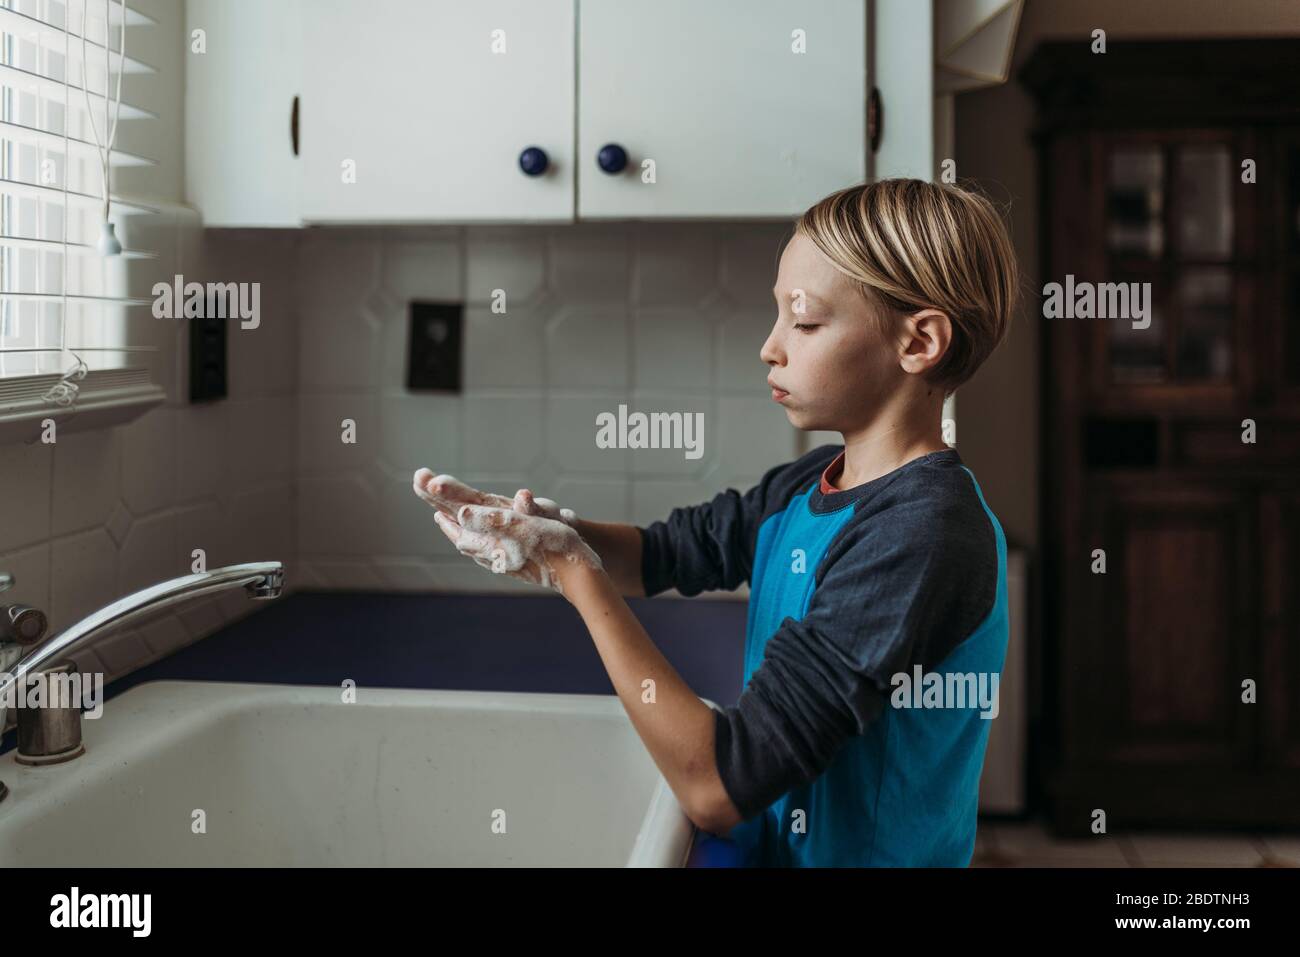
[{"xmin": 637, "ymin": 444, "xmax": 1009, "ymax": 867}]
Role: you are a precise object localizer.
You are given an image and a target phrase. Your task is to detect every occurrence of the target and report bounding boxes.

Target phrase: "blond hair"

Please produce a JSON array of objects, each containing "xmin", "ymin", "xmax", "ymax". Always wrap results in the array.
[{"xmin": 794, "ymin": 178, "xmax": 1019, "ymax": 394}]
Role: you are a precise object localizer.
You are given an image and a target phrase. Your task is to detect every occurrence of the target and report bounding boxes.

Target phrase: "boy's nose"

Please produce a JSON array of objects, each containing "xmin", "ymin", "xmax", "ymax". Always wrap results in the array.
[{"xmin": 759, "ymin": 324, "xmax": 784, "ymax": 366}]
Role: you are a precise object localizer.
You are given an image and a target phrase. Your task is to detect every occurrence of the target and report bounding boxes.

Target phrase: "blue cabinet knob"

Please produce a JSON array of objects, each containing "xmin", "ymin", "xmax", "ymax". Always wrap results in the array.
[
  {"xmin": 597, "ymin": 143, "xmax": 628, "ymax": 174},
  {"xmin": 518, "ymin": 146, "xmax": 549, "ymax": 176}
]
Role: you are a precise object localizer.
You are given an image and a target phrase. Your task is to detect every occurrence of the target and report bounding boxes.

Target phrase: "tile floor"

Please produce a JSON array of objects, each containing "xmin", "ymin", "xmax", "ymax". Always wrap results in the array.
[{"xmin": 973, "ymin": 815, "xmax": 1300, "ymax": 867}]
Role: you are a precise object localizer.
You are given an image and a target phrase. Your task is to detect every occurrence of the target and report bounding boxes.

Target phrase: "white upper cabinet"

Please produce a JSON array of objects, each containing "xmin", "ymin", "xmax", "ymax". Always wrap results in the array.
[
  {"xmin": 184, "ymin": 0, "xmax": 879, "ymax": 225},
  {"xmin": 299, "ymin": 0, "xmax": 574, "ymax": 224},
  {"xmin": 577, "ymin": 0, "xmax": 866, "ymax": 219},
  {"xmin": 185, "ymin": 0, "xmax": 302, "ymax": 227}
]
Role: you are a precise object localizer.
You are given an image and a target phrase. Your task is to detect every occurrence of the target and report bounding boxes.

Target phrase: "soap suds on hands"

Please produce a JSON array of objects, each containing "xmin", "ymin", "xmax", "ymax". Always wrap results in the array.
[
  {"xmin": 414, "ymin": 469, "xmax": 593, "ymax": 592},
  {"xmin": 435, "ymin": 506, "xmax": 602, "ymax": 594},
  {"xmin": 413, "ymin": 469, "xmax": 577, "ymax": 526}
]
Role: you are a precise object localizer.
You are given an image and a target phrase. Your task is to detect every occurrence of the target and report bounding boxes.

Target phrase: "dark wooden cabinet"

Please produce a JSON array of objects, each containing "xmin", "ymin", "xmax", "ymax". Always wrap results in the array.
[{"xmin": 1023, "ymin": 40, "xmax": 1300, "ymax": 835}]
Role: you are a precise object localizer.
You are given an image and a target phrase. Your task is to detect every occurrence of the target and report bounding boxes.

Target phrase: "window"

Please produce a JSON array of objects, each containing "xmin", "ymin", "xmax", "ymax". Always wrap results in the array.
[{"xmin": 0, "ymin": 0, "xmax": 159, "ymax": 427}]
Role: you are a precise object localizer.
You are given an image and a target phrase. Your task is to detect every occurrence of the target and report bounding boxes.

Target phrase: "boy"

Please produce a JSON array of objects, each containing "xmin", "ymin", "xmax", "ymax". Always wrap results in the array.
[{"xmin": 414, "ymin": 178, "xmax": 1019, "ymax": 867}]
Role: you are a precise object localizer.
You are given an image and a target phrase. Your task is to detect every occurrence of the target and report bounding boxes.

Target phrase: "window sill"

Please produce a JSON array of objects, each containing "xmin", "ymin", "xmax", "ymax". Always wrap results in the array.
[{"xmin": 0, "ymin": 368, "xmax": 166, "ymax": 446}]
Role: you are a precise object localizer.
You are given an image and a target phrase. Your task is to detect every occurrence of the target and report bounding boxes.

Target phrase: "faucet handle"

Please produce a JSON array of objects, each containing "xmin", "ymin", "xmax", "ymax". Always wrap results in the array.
[
  {"xmin": 0, "ymin": 573, "xmax": 49, "ymax": 645},
  {"xmin": 1, "ymin": 605, "xmax": 48, "ymax": 646}
]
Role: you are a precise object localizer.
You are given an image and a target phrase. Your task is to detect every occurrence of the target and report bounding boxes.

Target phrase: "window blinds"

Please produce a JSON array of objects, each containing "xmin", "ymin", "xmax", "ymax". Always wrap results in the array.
[{"xmin": 0, "ymin": 0, "xmax": 156, "ymax": 391}]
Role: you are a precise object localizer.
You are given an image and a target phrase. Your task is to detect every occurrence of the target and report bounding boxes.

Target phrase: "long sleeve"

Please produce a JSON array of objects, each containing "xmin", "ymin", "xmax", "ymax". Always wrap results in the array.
[{"xmin": 636, "ymin": 445, "xmax": 843, "ymax": 598}]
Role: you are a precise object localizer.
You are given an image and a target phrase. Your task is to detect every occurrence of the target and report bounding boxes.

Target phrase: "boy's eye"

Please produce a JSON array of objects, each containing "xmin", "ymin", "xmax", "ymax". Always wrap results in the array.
[{"xmin": 793, "ymin": 323, "xmax": 818, "ymax": 332}]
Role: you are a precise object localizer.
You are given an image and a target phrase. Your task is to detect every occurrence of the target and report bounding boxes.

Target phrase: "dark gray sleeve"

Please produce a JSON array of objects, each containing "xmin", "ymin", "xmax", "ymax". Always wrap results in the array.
[
  {"xmin": 636, "ymin": 460, "xmax": 788, "ymax": 598},
  {"xmin": 712, "ymin": 498, "xmax": 997, "ymax": 820}
]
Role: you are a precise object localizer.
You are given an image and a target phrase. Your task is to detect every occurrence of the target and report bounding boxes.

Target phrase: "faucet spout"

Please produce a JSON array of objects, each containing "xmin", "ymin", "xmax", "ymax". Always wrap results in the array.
[{"xmin": 0, "ymin": 561, "xmax": 283, "ymax": 705}]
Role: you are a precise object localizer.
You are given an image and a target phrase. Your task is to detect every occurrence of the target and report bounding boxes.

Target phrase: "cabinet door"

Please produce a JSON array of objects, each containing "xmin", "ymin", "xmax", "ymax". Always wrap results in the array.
[
  {"xmin": 577, "ymin": 0, "xmax": 865, "ymax": 219},
  {"xmin": 301, "ymin": 0, "xmax": 574, "ymax": 223},
  {"xmin": 186, "ymin": 0, "xmax": 302, "ymax": 226},
  {"xmin": 1080, "ymin": 479, "xmax": 1254, "ymax": 770}
]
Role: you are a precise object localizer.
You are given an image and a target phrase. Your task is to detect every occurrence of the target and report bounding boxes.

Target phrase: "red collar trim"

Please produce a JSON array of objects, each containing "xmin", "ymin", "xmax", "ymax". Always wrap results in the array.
[{"xmin": 818, "ymin": 451, "xmax": 846, "ymax": 494}]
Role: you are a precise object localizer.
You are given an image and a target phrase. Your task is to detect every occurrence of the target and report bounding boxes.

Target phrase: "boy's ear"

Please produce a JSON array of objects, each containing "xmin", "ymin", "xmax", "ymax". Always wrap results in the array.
[{"xmin": 897, "ymin": 308, "xmax": 952, "ymax": 376}]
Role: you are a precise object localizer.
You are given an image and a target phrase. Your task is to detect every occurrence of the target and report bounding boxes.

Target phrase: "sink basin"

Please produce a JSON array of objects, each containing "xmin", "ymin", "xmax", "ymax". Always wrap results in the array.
[{"xmin": 0, "ymin": 681, "xmax": 696, "ymax": 866}]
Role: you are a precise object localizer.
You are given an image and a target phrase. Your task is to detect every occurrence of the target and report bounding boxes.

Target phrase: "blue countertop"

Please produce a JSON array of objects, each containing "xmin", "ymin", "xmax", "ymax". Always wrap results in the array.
[{"xmin": 107, "ymin": 590, "xmax": 746, "ymax": 703}]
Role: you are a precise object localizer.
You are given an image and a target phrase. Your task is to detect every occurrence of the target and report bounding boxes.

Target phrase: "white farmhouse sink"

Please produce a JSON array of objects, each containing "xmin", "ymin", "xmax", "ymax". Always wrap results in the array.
[{"xmin": 0, "ymin": 681, "xmax": 696, "ymax": 867}]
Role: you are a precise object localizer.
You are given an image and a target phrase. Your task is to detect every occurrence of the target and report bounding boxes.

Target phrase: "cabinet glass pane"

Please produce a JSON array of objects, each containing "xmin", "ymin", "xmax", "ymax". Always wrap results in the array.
[
  {"xmin": 1107, "ymin": 148, "xmax": 1164, "ymax": 258},
  {"xmin": 1109, "ymin": 277, "xmax": 1168, "ymax": 384},
  {"xmin": 1176, "ymin": 268, "xmax": 1233, "ymax": 381},
  {"xmin": 1174, "ymin": 146, "xmax": 1233, "ymax": 259}
]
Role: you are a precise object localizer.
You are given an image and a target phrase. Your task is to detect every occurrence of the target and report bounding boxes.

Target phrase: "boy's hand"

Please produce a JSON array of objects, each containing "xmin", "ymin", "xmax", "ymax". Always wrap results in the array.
[
  {"xmin": 432, "ymin": 503, "xmax": 602, "ymax": 596},
  {"xmin": 412, "ymin": 469, "xmax": 578, "ymax": 526}
]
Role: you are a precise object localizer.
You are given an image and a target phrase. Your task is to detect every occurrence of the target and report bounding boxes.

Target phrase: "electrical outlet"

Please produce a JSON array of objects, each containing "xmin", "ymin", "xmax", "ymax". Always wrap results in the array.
[
  {"xmin": 407, "ymin": 301, "xmax": 463, "ymax": 392},
  {"xmin": 189, "ymin": 314, "xmax": 227, "ymax": 403}
]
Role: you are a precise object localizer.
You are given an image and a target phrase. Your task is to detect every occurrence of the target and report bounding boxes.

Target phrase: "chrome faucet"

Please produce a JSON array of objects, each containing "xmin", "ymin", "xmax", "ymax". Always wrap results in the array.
[{"xmin": 0, "ymin": 562, "xmax": 283, "ymax": 778}]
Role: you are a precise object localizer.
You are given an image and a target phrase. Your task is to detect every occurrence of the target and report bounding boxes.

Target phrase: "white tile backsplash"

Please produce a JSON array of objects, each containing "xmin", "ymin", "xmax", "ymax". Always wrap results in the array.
[
  {"xmin": 116, "ymin": 510, "xmax": 180, "ymax": 597},
  {"xmin": 0, "ymin": 543, "xmax": 50, "ymax": 618},
  {"xmin": 717, "ymin": 299, "xmax": 779, "ymax": 393},
  {"xmin": 93, "ymin": 629, "xmax": 153, "ymax": 678},
  {"xmin": 51, "ymin": 427, "xmax": 121, "ymax": 538},
  {"xmin": 463, "ymin": 299, "xmax": 551, "ymax": 389},
  {"xmin": 377, "ymin": 393, "xmax": 461, "ymax": 476},
  {"xmin": 380, "ymin": 237, "xmax": 463, "ymax": 304},
  {"xmin": 120, "ymin": 407, "xmax": 178, "ymax": 514},
  {"xmin": 619, "ymin": 393, "xmax": 715, "ymax": 478},
  {"xmin": 226, "ymin": 396, "xmax": 297, "ymax": 486},
  {"xmin": 297, "ymin": 473, "xmax": 383, "ymax": 558},
  {"xmin": 174, "ymin": 500, "xmax": 233, "ymax": 570},
  {"xmin": 462, "ymin": 396, "xmax": 547, "ymax": 472},
  {"xmin": 466, "ymin": 230, "xmax": 547, "ymax": 304},
  {"xmin": 549, "ymin": 226, "xmax": 631, "ymax": 302},
  {"xmin": 547, "ymin": 395, "xmax": 632, "ymax": 475},
  {"xmin": 49, "ymin": 527, "xmax": 120, "ymax": 633},
  {"xmin": 1, "ymin": 216, "xmax": 804, "ymax": 700},
  {"xmin": 0, "ymin": 441, "xmax": 52, "ymax": 550},
  {"xmin": 297, "ymin": 309, "xmax": 382, "ymax": 392},
  {"xmin": 719, "ymin": 224, "xmax": 794, "ymax": 305},
  {"xmin": 633, "ymin": 306, "xmax": 716, "ymax": 391},
  {"xmin": 717, "ymin": 395, "xmax": 799, "ymax": 475},
  {"xmin": 175, "ymin": 401, "xmax": 231, "ymax": 501},
  {"xmin": 545, "ymin": 304, "xmax": 631, "ymax": 389},
  {"xmin": 298, "ymin": 392, "xmax": 381, "ymax": 473},
  {"xmin": 633, "ymin": 225, "xmax": 720, "ymax": 307}
]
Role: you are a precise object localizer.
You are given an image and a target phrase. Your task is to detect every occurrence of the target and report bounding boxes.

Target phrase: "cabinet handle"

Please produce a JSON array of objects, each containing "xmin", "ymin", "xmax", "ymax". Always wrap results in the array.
[
  {"xmin": 868, "ymin": 87, "xmax": 882, "ymax": 153},
  {"xmin": 291, "ymin": 95, "xmax": 300, "ymax": 157},
  {"xmin": 597, "ymin": 143, "xmax": 628, "ymax": 174},
  {"xmin": 518, "ymin": 146, "xmax": 549, "ymax": 176}
]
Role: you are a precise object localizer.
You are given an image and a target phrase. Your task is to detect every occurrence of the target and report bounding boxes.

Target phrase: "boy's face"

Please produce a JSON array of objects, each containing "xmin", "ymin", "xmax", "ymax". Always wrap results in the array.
[{"xmin": 761, "ymin": 232, "xmax": 902, "ymax": 433}]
